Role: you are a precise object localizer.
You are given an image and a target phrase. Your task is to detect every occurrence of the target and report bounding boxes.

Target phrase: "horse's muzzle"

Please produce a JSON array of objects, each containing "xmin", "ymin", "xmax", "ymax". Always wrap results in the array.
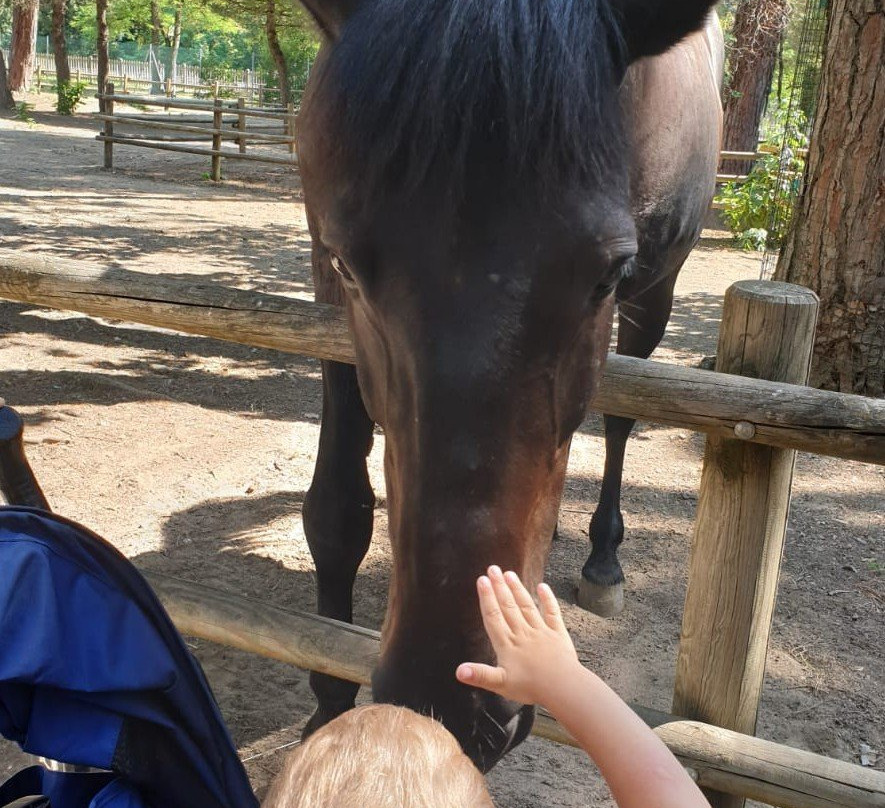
[{"xmin": 371, "ymin": 660, "xmax": 535, "ymax": 772}]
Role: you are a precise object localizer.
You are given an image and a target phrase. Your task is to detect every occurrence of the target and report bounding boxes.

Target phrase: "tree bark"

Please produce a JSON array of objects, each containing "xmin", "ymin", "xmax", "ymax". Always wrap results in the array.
[
  {"xmin": 96, "ymin": 0, "xmax": 109, "ymax": 113},
  {"xmin": 163, "ymin": 4, "xmax": 183, "ymax": 89},
  {"xmin": 266, "ymin": 0, "xmax": 291, "ymax": 107},
  {"xmin": 150, "ymin": 0, "xmax": 163, "ymax": 94},
  {"xmin": 774, "ymin": 0, "xmax": 885, "ymax": 398},
  {"xmin": 9, "ymin": 0, "xmax": 39, "ymax": 93},
  {"xmin": 0, "ymin": 48, "xmax": 16, "ymax": 111},
  {"xmin": 721, "ymin": 0, "xmax": 790, "ymax": 175},
  {"xmin": 51, "ymin": 0, "xmax": 71, "ymax": 90}
]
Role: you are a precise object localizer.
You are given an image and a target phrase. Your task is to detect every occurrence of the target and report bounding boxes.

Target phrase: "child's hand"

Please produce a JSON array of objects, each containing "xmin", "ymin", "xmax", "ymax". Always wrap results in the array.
[{"xmin": 456, "ymin": 565, "xmax": 581, "ymax": 707}]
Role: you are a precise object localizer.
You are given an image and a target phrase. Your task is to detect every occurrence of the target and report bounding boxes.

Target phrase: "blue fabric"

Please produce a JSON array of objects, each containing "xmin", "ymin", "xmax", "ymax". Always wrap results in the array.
[
  {"xmin": 0, "ymin": 507, "xmax": 258, "ymax": 808},
  {"xmin": 0, "ymin": 766, "xmax": 142, "ymax": 808}
]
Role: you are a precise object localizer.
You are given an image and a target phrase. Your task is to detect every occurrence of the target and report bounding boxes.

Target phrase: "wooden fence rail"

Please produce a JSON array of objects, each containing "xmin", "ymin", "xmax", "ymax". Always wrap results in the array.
[
  {"xmin": 0, "ymin": 250, "xmax": 882, "ymax": 465},
  {"xmin": 145, "ymin": 571, "xmax": 885, "ymax": 808}
]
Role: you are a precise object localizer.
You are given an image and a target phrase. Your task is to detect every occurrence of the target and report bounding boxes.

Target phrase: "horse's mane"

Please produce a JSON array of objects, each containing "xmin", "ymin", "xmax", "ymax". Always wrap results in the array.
[{"xmin": 304, "ymin": 0, "xmax": 628, "ymax": 200}]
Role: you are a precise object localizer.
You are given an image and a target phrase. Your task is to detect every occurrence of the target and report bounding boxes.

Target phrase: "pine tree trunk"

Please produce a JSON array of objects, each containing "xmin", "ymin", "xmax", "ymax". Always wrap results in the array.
[
  {"xmin": 774, "ymin": 0, "xmax": 885, "ymax": 397},
  {"xmin": 721, "ymin": 0, "xmax": 789, "ymax": 175},
  {"xmin": 52, "ymin": 0, "xmax": 71, "ymax": 93},
  {"xmin": 266, "ymin": 0, "xmax": 291, "ymax": 107},
  {"xmin": 9, "ymin": 0, "xmax": 39, "ymax": 92},
  {"xmin": 0, "ymin": 48, "xmax": 16, "ymax": 110},
  {"xmin": 96, "ymin": 0, "xmax": 109, "ymax": 113}
]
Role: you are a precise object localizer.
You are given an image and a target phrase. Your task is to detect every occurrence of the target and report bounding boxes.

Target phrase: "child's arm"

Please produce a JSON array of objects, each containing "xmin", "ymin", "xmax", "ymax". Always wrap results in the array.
[{"xmin": 456, "ymin": 566, "xmax": 710, "ymax": 808}]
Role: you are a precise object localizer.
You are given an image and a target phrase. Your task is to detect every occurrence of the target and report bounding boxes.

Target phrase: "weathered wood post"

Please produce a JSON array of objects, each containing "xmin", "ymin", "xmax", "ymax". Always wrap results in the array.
[
  {"xmin": 122, "ymin": 74, "xmax": 129, "ymax": 94},
  {"xmin": 211, "ymin": 98, "xmax": 223, "ymax": 182},
  {"xmin": 237, "ymin": 96, "xmax": 247, "ymax": 154},
  {"xmin": 672, "ymin": 281, "xmax": 819, "ymax": 808},
  {"xmin": 103, "ymin": 82, "xmax": 115, "ymax": 170},
  {"xmin": 213, "ymin": 80, "xmax": 220, "ymax": 99},
  {"xmin": 35, "ymin": 66, "xmax": 42, "ymax": 92},
  {"xmin": 286, "ymin": 101, "xmax": 296, "ymax": 155}
]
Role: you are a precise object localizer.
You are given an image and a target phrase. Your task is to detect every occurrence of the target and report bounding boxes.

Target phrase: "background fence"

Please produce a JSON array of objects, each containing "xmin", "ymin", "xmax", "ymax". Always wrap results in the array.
[{"xmin": 0, "ymin": 49, "xmax": 294, "ymax": 103}]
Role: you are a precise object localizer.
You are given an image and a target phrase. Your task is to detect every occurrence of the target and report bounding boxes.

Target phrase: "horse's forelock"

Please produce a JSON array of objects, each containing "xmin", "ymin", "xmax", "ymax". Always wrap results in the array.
[{"xmin": 302, "ymin": 0, "xmax": 630, "ymax": 202}]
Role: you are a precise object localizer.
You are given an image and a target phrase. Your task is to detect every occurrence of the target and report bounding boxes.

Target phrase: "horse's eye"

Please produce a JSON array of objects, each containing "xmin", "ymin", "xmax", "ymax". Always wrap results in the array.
[
  {"xmin": 595, "ymin": 254, "xmax": 635, "ymax": 298},
  {"xmin": 329, "ymin": 253, "xmax": 355, "ymax": 283}
]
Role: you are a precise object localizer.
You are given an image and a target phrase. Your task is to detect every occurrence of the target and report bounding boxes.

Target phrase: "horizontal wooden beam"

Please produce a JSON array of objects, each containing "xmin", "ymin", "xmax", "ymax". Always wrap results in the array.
[
  {"xmin": 96, "ymin": 136, "xmax": 298, "ymax": 166},
  {"xmin": 93, "ymin": 114, "xmax": 293, "ymax": 143},
  {"xmin": 0, "ymin": 250, "xmax": 881, "ymax": 464},
  {"xmin": 97, "ymin": 93, "xmax": 295, "ymax": 122},
  {"xmin": 144, "ymin": 572, "xmax": 885, "ymax": 808}
]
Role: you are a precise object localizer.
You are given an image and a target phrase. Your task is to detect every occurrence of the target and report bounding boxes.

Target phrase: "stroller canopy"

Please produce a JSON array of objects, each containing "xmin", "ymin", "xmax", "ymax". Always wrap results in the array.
[{"xmin": 0, "ymin": 507, "xmax": 258, "ymax": 808}]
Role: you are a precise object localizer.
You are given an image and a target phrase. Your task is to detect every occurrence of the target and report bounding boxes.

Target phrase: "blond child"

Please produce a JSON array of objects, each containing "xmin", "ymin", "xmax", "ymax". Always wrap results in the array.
[
  {"xmin": 261, "ymin": 702, "xmax": 493, "ymax": 808},
  {"xmin": 264, "ymin": 565, "xmax": 710, "ymax": 808}
]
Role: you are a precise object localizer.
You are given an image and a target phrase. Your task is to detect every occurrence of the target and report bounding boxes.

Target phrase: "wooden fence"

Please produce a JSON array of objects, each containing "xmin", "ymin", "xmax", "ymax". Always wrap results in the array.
[
  {"xmin": 96, "ymin": 87, "xmax": 297, "ymax": 180},
  {"xmin": 0, "ymin": 249, "xmax": 883, "ymax": 808}
]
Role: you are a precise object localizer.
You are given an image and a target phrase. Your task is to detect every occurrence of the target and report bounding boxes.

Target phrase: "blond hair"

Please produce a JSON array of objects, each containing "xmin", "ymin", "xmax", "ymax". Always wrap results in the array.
[{"xmin": 262, "ymin": 704, "xmax": 495, "ymax": 808}]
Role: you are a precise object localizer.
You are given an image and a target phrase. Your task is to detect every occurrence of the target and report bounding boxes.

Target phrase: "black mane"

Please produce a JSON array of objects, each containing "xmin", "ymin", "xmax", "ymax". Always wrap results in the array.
[{"xmin": 303, "ymin": 0, "xmax": 629, "ymax": 199}]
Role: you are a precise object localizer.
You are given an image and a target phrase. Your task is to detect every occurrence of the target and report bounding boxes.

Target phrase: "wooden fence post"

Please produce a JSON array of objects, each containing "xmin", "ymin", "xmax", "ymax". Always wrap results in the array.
[
  {"xmin": 211, "ymin": 98, "xmax": 223, "ymax": 182},
  {"xmin": 165, "ymin": 76, "xmax": 173, "ymax": 97},
  {"xmin": 122, "ymin": 74, "xmax": 129, "ymax": 94},
  {"xmin": 35, "ymin": 67, "xmax": 42, "ymax": 92},
  {"xmin": 237, "ymin": 97, "xmax": 247, "ymax": 154},
  {"xmin": 103, "ymin": 82, "xmax": 115, "ymax": 170},
  {"xmin": 213, "ymin": 80, "xmax": 220, "ymax": 99},
  {"xmin": 672, "ymin": 281, "xmax": 819, "ymax": 808}
]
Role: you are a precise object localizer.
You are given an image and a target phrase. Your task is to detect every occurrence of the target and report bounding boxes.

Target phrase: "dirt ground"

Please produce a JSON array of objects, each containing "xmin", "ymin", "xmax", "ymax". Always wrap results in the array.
[{"xmin": 1, "ymin": 95, "xmax": 883, "ymax": 807}]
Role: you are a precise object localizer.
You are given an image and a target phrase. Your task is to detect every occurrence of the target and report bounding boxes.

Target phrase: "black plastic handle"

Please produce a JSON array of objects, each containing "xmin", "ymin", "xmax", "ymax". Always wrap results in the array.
[{"xmin": 0, "ymin": 405, "xmax": 50, "ymax": 511}]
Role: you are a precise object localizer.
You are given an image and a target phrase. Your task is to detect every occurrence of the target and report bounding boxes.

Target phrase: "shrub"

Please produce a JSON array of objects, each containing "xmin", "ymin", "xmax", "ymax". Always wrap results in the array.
[
  {"xmin": 715, "ymin": 101, "xmax": 808, "ymax": 250},
  {"xmin": 56, "ymin": 81, "xmax": 88, "ymax": 115},
  {"xmin": 715, "ymin": 151, "xmax": 805, "ymax": 249}
]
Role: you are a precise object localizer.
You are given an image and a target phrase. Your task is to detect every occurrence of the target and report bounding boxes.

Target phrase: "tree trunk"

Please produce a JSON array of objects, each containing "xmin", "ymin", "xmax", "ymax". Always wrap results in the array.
[
  {"xmin": 774, "ymin": 0, "xmax": 884, "ymax": 398},
  {"xmin": 9, "ymin": 0, "xmax": 39, "ymax": 93},
  {"xmin": 96, "ymin": 0, "xmax": 109, "ymax": 113},
  {"xmin": 150, "ymin": 0, "xmax": 163, "ymax": 94},
  {"xmin": 266, "ymin": 0, "xmax": 290, "ymax": 107},
  {"xmin": 163, "ymin": 4, "xmax": 183, "ymax": 90},
  {"xmin": 721, "ymin": 0, "xmax": 790, "ymax": 175},
  {"xmin": 0, "ymin": 48, "xmax": 16, "ymax": 111},
  {"xmin": 51, "ymin": 0, "xmax": 71, "ymax": 92}
]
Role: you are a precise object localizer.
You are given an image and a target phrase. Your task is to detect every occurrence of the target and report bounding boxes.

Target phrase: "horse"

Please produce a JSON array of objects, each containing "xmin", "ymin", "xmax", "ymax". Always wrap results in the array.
[{"xmin": 295, "ymin": 0, "xmax": 723, "ymax": 772}]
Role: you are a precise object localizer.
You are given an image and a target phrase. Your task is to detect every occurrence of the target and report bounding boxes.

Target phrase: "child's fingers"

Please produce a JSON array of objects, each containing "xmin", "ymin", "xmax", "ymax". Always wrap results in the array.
[
  {"xmin": 504, "ymin": 570, "xmax": 542, "ymax": 628},
  {"xmin": 476, "ymin": 575, "xmax": 512, "ymax": 644},
  {"xmin": 456, "ymin": 662, "xmax": 507, "ymax": 695},
  {"xmin": 537, "ymin": 582, "xmax": 565, "ymax": 630},
  {"xmin": 488, "ymin": 565, "xmax": 522, "ymax": 631}
]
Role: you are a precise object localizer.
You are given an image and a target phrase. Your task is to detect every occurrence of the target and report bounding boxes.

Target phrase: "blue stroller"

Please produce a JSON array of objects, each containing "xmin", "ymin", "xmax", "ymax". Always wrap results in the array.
[{"xmin": 0, "ymin": 406, "xmax": 259, "ymax": 808}]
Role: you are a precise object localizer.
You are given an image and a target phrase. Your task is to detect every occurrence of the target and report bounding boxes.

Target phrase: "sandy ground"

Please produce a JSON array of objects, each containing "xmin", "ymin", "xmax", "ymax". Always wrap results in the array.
[{"xmin": 1, "ymin": 95, "xmax": 883, "ymax": 807}]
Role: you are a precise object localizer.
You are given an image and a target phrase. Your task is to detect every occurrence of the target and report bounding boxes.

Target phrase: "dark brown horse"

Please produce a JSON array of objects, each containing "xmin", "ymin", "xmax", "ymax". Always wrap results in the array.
[{"xmin": 296, "ymin": 0, "xmax": 722, "ymax": 771}]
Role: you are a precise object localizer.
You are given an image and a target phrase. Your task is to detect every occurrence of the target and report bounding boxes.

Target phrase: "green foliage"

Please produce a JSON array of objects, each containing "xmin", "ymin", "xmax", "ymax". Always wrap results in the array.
[
  {"xmin": 715, "ymin": 101, "xmax": 808, "ymax": 250},
  {"xmin": 55, "ymin": 80, "xmax": 88, "ymax": 115},
  {"xmin": 15, "ymin": 101, "xmax": 36, "ymax": 126}
]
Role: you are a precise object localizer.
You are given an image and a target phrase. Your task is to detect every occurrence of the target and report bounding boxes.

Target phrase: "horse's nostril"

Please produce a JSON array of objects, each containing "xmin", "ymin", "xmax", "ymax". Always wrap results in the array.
[{"xmin": 468, "ymin": 704, "xmax": 535, "ymax": 772}]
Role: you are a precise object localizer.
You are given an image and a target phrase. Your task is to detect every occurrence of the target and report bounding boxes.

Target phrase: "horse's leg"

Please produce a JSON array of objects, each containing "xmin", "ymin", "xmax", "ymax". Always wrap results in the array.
[
  {"xmin": 302, "ymin": 358, "xmax": 375, "ymax": 735},
  {"xmin": 576, "ymin": 270, "xmax": 679, "ymax": 616}
]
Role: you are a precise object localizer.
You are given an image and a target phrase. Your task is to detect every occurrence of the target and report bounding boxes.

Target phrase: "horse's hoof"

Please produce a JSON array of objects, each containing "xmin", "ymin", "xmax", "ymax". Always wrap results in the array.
[{"xmin": 575, "ymin": 577, "xmax": 624, "ymax": 617}]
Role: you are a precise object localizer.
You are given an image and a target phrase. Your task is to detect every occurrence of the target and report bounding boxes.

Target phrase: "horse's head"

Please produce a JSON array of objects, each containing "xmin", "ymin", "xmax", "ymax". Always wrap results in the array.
[{"xmin": 298, "ymin": 0, "xmax": 718, "ymax": 771}]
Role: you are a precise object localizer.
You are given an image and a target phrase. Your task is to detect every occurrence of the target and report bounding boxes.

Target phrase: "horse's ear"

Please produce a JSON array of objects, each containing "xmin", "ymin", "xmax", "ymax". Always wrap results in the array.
[
  {"xmin": 610, "ymin": 0, "xmax": 719, "ymax": 61},
  {"xmin": 299, "ymin": 0, "xmax": 362, "ymax": 38}
]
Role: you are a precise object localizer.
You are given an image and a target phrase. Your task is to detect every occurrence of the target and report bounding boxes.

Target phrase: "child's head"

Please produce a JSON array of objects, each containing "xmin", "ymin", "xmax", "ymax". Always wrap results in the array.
[{"xmin": 262, "ymin": 703, "xmax": 495, "ymax": 808}]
